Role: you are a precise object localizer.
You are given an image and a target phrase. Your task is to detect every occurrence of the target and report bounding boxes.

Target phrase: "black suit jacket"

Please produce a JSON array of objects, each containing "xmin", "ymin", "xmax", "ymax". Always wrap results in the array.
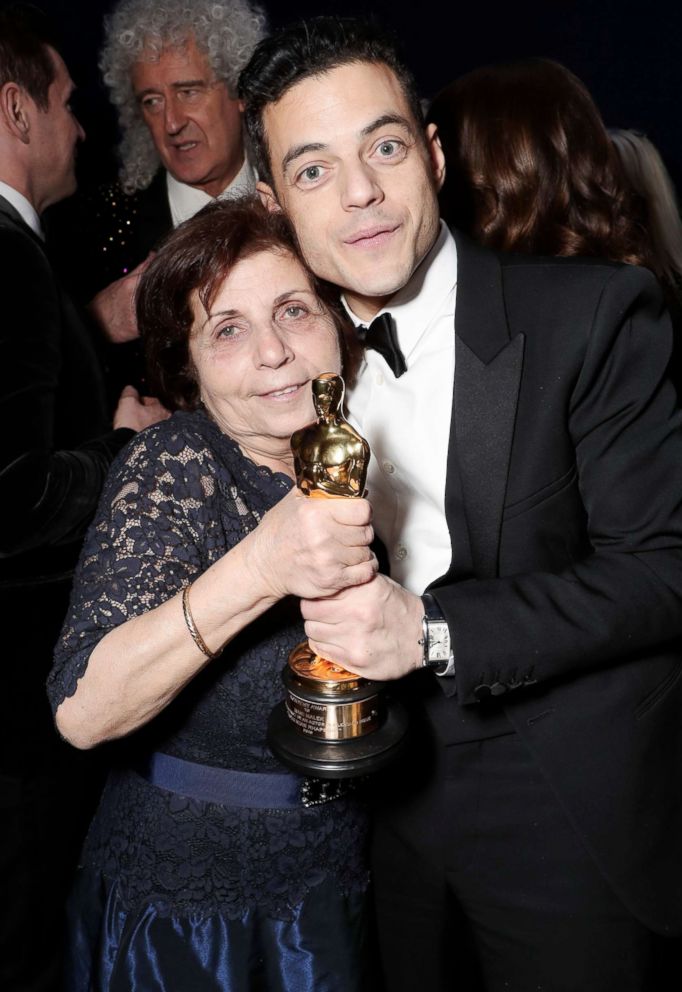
[
  {"xmin": 45, "ymin": 169, "xmax": 172, "ymax": 300},
  {"xmin": 422, "ymin": 232, "xmax": 682, "ymax": 934},
  {"xmin": 0, "ymin": 195, "xmax": 133, "ymax": 770},
  {"xmin": 44, "ymin": 171, "xmax": 173, "ymax": 395}
]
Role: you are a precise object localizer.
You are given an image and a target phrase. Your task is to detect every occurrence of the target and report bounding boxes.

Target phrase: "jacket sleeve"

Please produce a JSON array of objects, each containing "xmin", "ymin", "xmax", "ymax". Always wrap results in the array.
[
  {"xmin": 0, "ymin": 226, "xmax": 133, "ymax": 557},
  {"xmin": 435, "ymin": 264, "xmax": 682, "ymax": 703}
]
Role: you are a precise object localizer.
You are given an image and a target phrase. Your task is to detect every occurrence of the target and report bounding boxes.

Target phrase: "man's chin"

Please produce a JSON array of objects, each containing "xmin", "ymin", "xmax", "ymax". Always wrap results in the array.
[
  {"xmin": 166, "ymin": 165, "xmax": 231, "ymax": 198},
  {"xmin": 343, "ymin": 271, "xmax": 411, "ymax": 306}
]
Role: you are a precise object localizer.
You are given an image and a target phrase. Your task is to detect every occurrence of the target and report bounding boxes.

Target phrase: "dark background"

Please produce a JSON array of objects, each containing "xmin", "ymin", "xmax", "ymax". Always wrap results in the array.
[{"xmin": 22, "ymin": 0, "xmax": 682, "ymax": 194}]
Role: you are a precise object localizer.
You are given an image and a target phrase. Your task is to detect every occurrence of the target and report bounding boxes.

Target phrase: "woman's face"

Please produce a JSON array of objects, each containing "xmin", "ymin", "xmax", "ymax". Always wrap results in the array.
[{"xmin": 189, "ymin": 248, "xmax": 342, "ymax": 470}]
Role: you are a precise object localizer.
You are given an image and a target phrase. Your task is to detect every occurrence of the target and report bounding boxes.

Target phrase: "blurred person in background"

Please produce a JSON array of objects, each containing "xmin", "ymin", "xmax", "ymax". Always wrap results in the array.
[
  {"xmin": 0, "ymin": 6, "xmax": 166, "ymax": 990},
  {"xmin": 427, "ymin": 59, "xmax": 654, "ymax": 265},
  {"xmin": 54, "ymin": 0, "xmax": 267, "ymax": 393},
  {"xmin": 610, "ymin": 127, "xmax": 682, "ymax": 390}
]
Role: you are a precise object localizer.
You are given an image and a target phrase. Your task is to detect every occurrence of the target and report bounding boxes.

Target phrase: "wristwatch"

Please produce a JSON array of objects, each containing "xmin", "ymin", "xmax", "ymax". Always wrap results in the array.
[{"xmin": 420, "ymin": 593, "xmax": 456, "ymax": 677}]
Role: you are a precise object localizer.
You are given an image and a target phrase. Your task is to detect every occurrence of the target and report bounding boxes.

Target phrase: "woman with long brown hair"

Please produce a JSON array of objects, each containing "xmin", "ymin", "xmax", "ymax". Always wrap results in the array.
[{"xmin": 427, "ymin": 59, "xmax": 654, "ymax": 267}]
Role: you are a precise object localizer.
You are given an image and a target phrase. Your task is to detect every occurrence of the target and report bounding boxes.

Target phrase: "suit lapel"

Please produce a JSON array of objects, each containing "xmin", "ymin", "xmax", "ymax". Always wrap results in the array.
[
  {"xmin": 0, "ymin": 194, "xmax": 44, "ymax": 248},
  {"xmin": 449, "ymin": 232, "xmax": 524, "ymax": 578}
]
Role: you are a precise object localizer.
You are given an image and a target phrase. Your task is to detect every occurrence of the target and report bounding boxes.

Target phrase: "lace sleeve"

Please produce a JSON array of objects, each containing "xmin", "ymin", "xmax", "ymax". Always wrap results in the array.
[{"xmin": 47, "ymin": 420, "xmax": 226, "ymax": 712}]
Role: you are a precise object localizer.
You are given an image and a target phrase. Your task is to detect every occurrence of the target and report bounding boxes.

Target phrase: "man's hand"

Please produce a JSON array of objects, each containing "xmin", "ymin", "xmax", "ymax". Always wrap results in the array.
[
  {"xmin": 301, "ymin": 574, "xmax": 423, "ymax": 681},
  {"xmin": 89, "ymin": 256, "xmax": 153, "ymax": 343},
  {"xmin": 113, "ymin": 385, "xmax": 170, "ymax": 432}
]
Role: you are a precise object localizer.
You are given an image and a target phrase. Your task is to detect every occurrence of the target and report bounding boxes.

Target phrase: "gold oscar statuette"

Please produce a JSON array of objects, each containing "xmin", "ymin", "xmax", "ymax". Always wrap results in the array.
[{"xmin": 267, "ymin": 373, "xmax": 408, "ymax": 778}]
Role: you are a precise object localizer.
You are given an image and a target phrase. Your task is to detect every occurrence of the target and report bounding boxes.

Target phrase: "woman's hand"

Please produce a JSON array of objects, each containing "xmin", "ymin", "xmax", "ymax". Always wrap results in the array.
[{"xmin": 248, "ymin": 488, "xmax": 377, "ymax": 601}]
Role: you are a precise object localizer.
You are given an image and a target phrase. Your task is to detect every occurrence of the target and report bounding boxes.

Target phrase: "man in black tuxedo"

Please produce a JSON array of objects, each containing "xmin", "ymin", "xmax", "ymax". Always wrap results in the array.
[
  {"xmin": 0, "ymin": 9, "xmax": 166, "ymax": 989},
  {"xmin": 240, "ymin": 18, "xmax": 682, "ymax": 991}
]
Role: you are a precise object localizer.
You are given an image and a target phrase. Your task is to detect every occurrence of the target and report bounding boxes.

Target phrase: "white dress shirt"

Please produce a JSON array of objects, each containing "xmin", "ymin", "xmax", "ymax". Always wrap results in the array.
[
  {"xmin": 166, "ymin": 156, "xmax": 256, "ymax": 228},
  {"xmin": 345, "ymin": 223, "xmax": 457, "ymax": 595},
  {"xmin": 0, "ymin": 180, "xmax": 43, "ymax": 238}
]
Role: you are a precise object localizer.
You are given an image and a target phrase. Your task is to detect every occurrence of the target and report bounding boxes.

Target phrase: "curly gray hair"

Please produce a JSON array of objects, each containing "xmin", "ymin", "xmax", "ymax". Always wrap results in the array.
[{"xmin": 100, "ymin": 0, "xmax": 267, "ymax": 193}]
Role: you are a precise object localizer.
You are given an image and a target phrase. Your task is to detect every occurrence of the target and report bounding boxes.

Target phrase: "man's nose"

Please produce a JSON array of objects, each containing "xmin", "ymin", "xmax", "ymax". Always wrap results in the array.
[
  {"xmin": 340, "ymin": 159, "xmax": 384, "ymax": 210},
  {"xmin": 164, "ymin": 95, "xmax": 188, "ymax": 134}
]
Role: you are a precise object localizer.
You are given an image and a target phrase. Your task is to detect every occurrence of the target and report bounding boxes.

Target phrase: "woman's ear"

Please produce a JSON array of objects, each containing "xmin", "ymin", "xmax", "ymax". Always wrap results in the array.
[{"xmin": 257, "ymin": 181, "xmax": 283, "ymax": 213}]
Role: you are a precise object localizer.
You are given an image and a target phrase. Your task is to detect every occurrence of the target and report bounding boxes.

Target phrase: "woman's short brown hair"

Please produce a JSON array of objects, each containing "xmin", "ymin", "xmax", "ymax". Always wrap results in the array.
[{"xmin": 137, "ymin": 197, "xmax": 349, "ymax": 410}]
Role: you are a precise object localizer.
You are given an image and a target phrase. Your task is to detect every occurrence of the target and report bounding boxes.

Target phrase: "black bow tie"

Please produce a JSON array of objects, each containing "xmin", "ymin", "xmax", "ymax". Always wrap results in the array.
[{"xmin": 357, "ymin": 313, "xmax": 407, "ymax": 378}]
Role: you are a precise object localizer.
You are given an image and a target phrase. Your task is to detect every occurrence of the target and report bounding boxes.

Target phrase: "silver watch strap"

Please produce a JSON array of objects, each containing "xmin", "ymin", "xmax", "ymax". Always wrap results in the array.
[{"xmin": 434, "ymin": 653, "xmax": 456, "ymax": 678}]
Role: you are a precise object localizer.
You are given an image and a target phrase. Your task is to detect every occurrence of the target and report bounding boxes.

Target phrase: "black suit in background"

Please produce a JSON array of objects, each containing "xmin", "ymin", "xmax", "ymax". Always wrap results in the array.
[
  {"xmin": 45, "ymin": 170, "xmax": 172, "ymax": 396},
  {"xmin": 371, "ymin": 235, "xmax": 682, "ymax": 991},
  {"xmin": 0, "ymin": 195, "xmax": 134, "ymax": 992},
  {"xmin": 46, "ymin": 169, "xmax": 171, "ymax": 300}
]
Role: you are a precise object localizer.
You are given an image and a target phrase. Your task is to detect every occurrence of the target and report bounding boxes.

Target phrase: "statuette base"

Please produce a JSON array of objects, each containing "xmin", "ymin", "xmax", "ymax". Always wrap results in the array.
[{"xmin": 267, "ymin": 642, "xmax": 409, "ymax": 778}]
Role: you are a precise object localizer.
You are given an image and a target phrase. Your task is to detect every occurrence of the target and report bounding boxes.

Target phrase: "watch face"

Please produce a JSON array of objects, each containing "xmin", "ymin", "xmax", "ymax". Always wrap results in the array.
[{"xmin": 428, "ymin": 620, "xmax": 450, "ymax": 662}]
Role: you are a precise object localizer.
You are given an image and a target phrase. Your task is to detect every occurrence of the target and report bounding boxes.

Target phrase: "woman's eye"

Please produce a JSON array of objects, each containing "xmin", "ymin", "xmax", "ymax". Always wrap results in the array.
[
  {"xmin": 216, "ymin": 324, "xmax": 239, "ymax": 339},
  {"xmin": 284, "ymin": 305, "xmax": 305, "ymax": 318}
]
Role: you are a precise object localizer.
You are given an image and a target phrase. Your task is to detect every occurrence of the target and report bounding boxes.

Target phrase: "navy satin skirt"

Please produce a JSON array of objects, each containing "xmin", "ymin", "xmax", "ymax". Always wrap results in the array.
[{"xmin": 65, "ymin": 866, "xmax": 370, "ymax": 991}]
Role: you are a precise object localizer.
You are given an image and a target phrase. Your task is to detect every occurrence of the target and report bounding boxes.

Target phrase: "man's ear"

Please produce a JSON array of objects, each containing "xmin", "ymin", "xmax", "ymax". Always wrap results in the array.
[
  {"xmin": 0, "ymin": 82, "xmax": 31, "ymax": 144},
  {"xmin": 425, "ymin": 122, "xmax": 446, "ymax": 193},
  {"xmin": 257, "ymin": 180, "xmax": 282, "ymax": 213}
]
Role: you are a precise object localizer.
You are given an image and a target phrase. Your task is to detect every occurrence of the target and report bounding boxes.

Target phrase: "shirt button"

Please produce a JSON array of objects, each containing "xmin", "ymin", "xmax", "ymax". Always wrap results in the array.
[
  {"xmin": 395, "ymin": 545, "xmax": 408, "ymax": 561},
  {"xmin": 375, "ymin": 371, "xmax": 385, "ymax": 386},
  {"xmin": 382, "ymin": 460, "xmax": 395, "ymax": 475}
]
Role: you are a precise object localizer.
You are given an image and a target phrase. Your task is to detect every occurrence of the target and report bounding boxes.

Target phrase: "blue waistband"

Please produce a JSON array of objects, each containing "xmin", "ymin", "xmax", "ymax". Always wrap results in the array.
[{"xmin": 137, "ymin": 752, "xmax": 304, "ymax": 809}]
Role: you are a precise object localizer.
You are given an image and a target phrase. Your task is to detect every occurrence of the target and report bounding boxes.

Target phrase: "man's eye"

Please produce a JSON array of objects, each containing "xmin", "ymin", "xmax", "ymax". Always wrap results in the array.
[
  {"xmin": 141, "ymin": 96, "xmax": 163, "ymax": 113},
  {"xmin": 377, "ymin": 140, "xmax": 402, "ymax": 157},
  {"xmin": 178, "ymin": 88, "xmax": 202, "ymax": 103},
  {"xmin": 297, "ymin": 165, "xmax": 324, "ymax": 186}
]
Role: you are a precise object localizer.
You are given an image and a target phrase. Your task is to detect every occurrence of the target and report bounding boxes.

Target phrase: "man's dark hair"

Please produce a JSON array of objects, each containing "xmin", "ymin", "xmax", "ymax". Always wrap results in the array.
[
  {"xmin": 0, "ymin": 5, "xmax": 59, "ymax": 111},
  {"xmin": 238, "ymin": 16, "xmax": 424, "ymax": 188}
]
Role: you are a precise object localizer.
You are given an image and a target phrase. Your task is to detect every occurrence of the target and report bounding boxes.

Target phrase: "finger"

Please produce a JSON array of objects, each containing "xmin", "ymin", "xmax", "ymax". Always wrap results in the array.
[
  {"xmin": 301, "ymin": 584, "xmax": 359, "ymax": 617},
  {"xmin": 341, "ymin": 524, "xmax": 374, "ymax": 547},
  {"xmin": 353, "ymin": 553, "xmax": 378, "ymax": 580},
  {"xmin": 301, "ymin": 598, "xmax": 341, "ymax": 623},
  {"xmin": 336, "ymin": 544, "xmax": 374, "ymax": 567},
  {"xmin": 306, "ymin": 635, "xmax": 350, "ymax": 668},
  {"xmin": 327, "ymin": 557, "xmax": 377, "ymax": 591},
  {"xmin": 119, "ymin": 384, "xmax": 139, "ymax": 399},
  {"xmin": 329, "ymin": 498, "xmax": 373, "ymax": 526},
  {"xmin": 326, "ymin": 522, "xmax": 374, "ymax": 550}
]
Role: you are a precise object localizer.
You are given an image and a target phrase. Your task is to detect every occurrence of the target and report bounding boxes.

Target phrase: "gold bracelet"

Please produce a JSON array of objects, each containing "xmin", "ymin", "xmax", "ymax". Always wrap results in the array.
[{"xmin": 182, "ymin": 583, "xmax": 220, "ymax": 659}]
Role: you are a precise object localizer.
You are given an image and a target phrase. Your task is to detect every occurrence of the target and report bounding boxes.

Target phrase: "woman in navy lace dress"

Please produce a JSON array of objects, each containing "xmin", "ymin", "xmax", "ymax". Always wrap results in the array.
[{"xmin": 47, "ymin": 200, "xmax": 376, "ymax": 991}]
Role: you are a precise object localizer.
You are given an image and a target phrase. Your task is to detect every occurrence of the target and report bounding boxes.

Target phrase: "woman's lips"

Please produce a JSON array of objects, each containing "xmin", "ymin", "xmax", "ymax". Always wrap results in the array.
[{"xmin": 259, "ymin": 382, "xmax": 306, "ymax": 401}]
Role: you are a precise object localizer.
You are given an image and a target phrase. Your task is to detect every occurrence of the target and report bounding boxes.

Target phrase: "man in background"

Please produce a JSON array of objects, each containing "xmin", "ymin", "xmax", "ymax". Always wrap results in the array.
[
  {"xmin": 0, "ymin": 7, "xmax": 165, "ymax": 988},
  {"xmin": 86, "ymin": 0, "xmax": 267, "ymax": 359}
]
